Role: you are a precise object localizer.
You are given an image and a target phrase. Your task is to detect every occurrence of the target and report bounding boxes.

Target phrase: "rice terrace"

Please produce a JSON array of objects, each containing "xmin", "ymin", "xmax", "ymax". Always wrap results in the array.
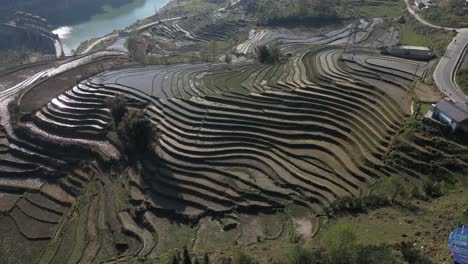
[{"xmin": 0, "ymin": 0, "xmax": 467, "ymax": 263}]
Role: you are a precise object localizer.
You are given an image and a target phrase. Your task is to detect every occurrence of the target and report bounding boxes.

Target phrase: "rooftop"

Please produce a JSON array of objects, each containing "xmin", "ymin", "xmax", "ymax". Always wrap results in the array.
[
  {"xmin": 435, "ymin": 100, "xmax": 468, "ymax": 123},
  {"xmin": 399, "ymin": 45, "xmax": 431, "ymax": 51}
]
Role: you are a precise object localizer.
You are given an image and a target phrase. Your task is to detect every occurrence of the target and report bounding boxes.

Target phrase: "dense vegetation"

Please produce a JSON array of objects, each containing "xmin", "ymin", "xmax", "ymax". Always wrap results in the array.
[
  {"xmin": 163, "ymin": 225, "xmax": 429, "ymax": 264},
  {"xmin": 458, "ymin": 69, "xmax": 468, "ymax": 95},
  {"xmin": 398, "ymin": 13, "xmax": 455, "ymax": 57},
  {"xmin": 251, "ymin": 0, "xmax": 341, "ymax": 25},
  {"xmin": 421, "ymin": 0, "xmax": 468, "ymax": 28}
]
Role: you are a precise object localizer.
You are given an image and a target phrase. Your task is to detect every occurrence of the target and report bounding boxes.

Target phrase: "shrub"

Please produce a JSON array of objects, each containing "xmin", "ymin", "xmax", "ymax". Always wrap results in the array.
[
  {"xmin": 232, "ymin": 251, "xmax": 256, "ymax": 264},
  {"xmin": 356, "ymin": 245, "xmax": 398, "ymax": 264},
  {"xmin": 327, "ymin": 194, "xmax": 390, "ymax": 215},
  {"xmin": 322, "ymin": 225, "xmax": 358, "ymax": 264},
  {"xmin": 255, "ymin": 43, "xmax": 281, "ymax": 64},
  {"xmin": 105, "ymin": 95, "xmax": 127, "ymax": 126},
  {"xmin": 117, "ymin": 109, "xmax": 155, "ymax": 156},
  {"xmin": 224, "ymin": 54, "xmax": 232, "ymax": 64},
  {"xmin": 283, "ymin": 245, "xmax": 319, "ymax": 264},
  {"xmin": 423, "ymin": 179, "xmax": 443, "ymax": 198},
  {"xmin": 400, "ymin": 242, "xmax": 432, "ymax": 264},
  {"xmin": 373, "ymin": 175, "xmax": 409, "ymax": 203}
]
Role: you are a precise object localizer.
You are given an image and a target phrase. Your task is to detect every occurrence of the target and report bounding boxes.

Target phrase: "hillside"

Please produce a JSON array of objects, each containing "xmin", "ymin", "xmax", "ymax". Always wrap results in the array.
[{"xmin": 0, "ymin": 0, "xmax": 466, "ymax": 263}]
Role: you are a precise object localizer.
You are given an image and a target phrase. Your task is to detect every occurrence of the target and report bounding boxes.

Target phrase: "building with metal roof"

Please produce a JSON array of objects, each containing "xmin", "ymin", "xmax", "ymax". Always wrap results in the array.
[
  {"xmin": 381, "ymin": 46, "xmax": 434, "ymax": 61},
  {"xmin": 429, "ymin": 100, "xmax": 468, "ymax": 133}
]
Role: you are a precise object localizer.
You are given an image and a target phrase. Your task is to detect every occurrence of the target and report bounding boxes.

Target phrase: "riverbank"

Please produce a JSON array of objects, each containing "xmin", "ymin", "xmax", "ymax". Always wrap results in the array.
[
  {"xmin": 74, "ymin": 0, "xmax": 217, "ymax": 56},
  {"xmin": 57, "ymin": 0, "xmax": 173, "ymax": 55}
]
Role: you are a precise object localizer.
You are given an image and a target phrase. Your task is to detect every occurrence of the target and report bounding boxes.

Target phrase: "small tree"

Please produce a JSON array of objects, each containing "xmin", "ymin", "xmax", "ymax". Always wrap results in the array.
[
  {"xmin": 104, "ymin": 94, "xmax": 127, "ymax": 126},
  {"xmin": 117, "ymin": 109, "xmax": 154, "ymax": 156},
  {"xmin": 323, "ymin": 225, "xmax": 358, "ymax": 264},
  {"xmin": 224, "ymin": 53, "xmax": 233, "ymax": 64},
  {"xmin": 255, "ymin": 42, "xmax": 281, "ymax": 64}
]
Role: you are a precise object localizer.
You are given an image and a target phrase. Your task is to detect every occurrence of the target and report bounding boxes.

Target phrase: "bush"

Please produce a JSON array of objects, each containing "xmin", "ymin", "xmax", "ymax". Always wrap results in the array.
[
  {"xmin": 356, "ymin": 245, "xmax": 397, "ymax": 264},
  {"xmin": 327, "ymin": 194, "xmax": 390, "ymax": 215},
  {"xmin": 400, "ymin": 242, "xmax": 432, "ymax": 264},
  {"xmin": 322, "ymin": 225, "xmax": 358, "ymax": 264},
  {"xmin": 117, "ymin": 109, "xmax": 155, "ymax": 156},
  {"xmin": 105, "ymin": 95, "xmax": 127, "ymax": 126},
  {"xmin": 232, "ymin": 251, "xmax": 256, "ymax": 264},
  {"xmin": 283, "ymin": 246, "xmax": 319, "ymax": 264},
  {"xmin": 255, "ymin": 43, "xmax": 281, "ymax": 64},
  {"xmin": 423, "ymin": 180, "xmax": 443, "ymax": 198}
]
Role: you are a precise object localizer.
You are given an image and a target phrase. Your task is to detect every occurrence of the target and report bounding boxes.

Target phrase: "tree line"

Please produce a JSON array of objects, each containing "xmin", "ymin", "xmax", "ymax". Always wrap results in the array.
[{"xmin": 250, "ymin": 0, "xmax": 341, "ymax": 25}]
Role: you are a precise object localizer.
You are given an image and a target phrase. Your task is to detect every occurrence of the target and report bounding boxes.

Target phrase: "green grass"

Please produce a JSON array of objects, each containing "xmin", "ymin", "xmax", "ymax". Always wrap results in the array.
[
  {"xmin": 419, "ymin": 102, "xmax": 432, "ymax": 116},
  {"xmin": 357, "ymin": 0, "xmax": 404, "ymax": 18},
  {"xmin": 399, "ymin": 24, "xmax": 430, "ymax": 46},
  {"xmin": 457, "ymin": 69, "xmax": 468, "ymax": 96},
  {"xmin": 397, "ymin": 14, "xmax": 455, "ymax": 57},
  {"xmin": 421, "ymin": 8, "xmax": 468, "ymax": 28},
  {"xmin": 171, "ymin": 0, "xmax": 227, "ymax": 14}
]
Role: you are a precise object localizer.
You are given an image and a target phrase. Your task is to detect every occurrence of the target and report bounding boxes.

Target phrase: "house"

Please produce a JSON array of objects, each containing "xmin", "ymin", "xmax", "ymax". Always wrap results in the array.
[
  {"xmin": 428, "ymin": 100, "xmax": 468, "ymax": 133},
  {"xmin": 381, "ymin": 46, "xmax": 434, "ymax": 61}
]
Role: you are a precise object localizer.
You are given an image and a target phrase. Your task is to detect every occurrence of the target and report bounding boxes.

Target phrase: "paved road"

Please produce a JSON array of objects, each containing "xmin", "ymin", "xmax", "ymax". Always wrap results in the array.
[
  {"xmin": 404, "ymin": 0, "xmax": 467, "ymax": 102},
  {"xmin": 80, "ymin": 16, "xmax": 181, "ymax": 55},
  {"xmin": 433, "ymin": 29, "xmax": 468, "ymax": 103}
]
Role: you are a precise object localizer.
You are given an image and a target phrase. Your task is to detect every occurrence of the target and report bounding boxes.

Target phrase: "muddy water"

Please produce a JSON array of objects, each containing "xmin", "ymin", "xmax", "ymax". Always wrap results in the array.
[{"xmin": 53, "ymin": 0, "xmax": 171, "ymax": 55}]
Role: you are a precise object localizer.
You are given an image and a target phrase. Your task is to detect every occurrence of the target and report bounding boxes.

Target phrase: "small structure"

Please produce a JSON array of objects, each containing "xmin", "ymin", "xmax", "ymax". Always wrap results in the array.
[
  {"xmin": 119, "ymin": 31, "xmax": 130, "ymax": 38},
  {"xmin": 449, "ymin": 224, "xmax": 468, "ymax": 264},
  {"xmin": 428, "ymin": 100, "xmax": 468, "ymax": 133},
  {"xmin": 381, "ymin": 45, "xmax": 434, "ymax": 61}
]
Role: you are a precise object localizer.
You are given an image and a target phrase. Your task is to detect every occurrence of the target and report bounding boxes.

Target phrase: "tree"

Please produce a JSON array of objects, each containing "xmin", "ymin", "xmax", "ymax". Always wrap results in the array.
[
  {"xmin": 224, "ymin": 53, "xmax": 232, "ymax": 64},
  {"xmin": 104, "ymin": 94, "xmax": 127, "ymax": 126},
  {"xmin": 117, "ymin": 109, "xmax": 155, "ymax": 156},
  {"xmin": 380, "ymin": 175, "xmax": 408, "ymax": 203},
  {"xmin": 323, "ymin": 225, "xmax": 358, "ymax": 264},
  {"xmin": 255, "ymin": 42, "xmax": 281, "ymax": 64}
]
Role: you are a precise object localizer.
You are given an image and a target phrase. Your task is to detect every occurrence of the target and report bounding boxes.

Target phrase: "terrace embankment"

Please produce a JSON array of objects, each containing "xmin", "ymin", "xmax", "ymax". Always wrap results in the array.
[{"xmin": 0, "ymin": 1, "xmax": 464, "ymax": 262}]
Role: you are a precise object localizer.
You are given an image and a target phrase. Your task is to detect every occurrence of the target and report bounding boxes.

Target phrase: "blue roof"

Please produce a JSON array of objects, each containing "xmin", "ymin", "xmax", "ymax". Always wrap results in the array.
[{"xmin": 449, "ymin": 227, "xmax": 468, "ymax": 264}]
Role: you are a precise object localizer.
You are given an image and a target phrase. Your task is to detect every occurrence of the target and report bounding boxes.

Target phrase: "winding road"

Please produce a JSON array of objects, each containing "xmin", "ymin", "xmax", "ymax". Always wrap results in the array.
[
  {"xmin": 404, "ymin": 0, "xmax": 468, "ymax": 103},
  {"xmin": 79, "ymin": 16, "xmax": 182, "ymax": 55}
]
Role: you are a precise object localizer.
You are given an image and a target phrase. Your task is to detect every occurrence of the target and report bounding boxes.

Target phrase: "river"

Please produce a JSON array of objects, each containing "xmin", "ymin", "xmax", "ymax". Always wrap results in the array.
[{"xmin": 53, "ymin": 0, "xmax": 171, "ymax": 56}]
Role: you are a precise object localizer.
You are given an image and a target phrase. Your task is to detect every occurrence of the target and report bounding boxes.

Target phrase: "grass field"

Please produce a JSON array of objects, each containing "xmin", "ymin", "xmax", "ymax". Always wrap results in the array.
[
  {"xmin": 398, "ymin": 14, "xmax": 455, "ymax": 57},
  {"xmin": 356, "ymin": 0, "xmax": 404, "ymax": 19},
  {"xmin": 421, "ymin": 8, "xmax": 468, "ymax": 28},
  {"xmin": 320, "ymin": 185, "xmax": 468, "ymax": 263}
]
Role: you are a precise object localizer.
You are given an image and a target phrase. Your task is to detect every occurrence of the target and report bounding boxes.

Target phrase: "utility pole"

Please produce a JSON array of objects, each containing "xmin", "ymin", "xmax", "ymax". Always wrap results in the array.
[{"xmin": 343, "ymin": 6, "xmax": 360, "ymax": 55}]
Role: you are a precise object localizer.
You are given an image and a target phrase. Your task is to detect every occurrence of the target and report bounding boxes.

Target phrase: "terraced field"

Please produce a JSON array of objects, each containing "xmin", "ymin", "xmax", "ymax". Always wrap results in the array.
[{"xmin": 0, "ymin": 3, "xmax": 462, "ymax": 263}]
